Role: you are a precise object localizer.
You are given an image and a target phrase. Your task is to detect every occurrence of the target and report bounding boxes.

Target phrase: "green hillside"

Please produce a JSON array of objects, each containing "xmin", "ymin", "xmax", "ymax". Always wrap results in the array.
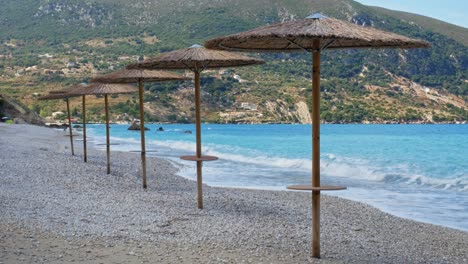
[
  {"xmin": 369, "ymin": 6, "xmax": 468, "ymax": 46},
  {"xmin": 0, "ymin": 0, "xmax": 466, "ymax": 123}
]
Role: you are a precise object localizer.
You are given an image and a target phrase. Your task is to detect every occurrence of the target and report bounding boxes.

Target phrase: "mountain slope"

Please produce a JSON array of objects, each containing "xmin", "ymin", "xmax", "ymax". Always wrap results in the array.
[
  {"xmin": 369, "ymin": 6, "xmax": 468, "ymax": 46},
  {"xmin": 0, "ymin": 0, "xmax": 466, "ymax": 123}
]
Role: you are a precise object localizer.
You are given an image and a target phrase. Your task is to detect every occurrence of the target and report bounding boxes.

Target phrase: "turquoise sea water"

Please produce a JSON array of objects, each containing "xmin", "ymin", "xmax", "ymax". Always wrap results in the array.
[{"xmin": 85, "ymin": 124, "xmax": 467, "ymax": 231}]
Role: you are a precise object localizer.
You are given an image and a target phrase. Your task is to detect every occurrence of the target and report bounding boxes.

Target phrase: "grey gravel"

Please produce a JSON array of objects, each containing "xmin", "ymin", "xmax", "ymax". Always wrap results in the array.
[{"xmin": 0, "ymin": 123, "xmax": 467, "ymax": 263}]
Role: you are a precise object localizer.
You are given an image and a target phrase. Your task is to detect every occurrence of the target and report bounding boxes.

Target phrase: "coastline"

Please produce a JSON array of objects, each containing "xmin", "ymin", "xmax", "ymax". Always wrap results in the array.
[
  {"xmin": 1, "ymin": 123, "xmax": 467, "ymax": 263},
  {"xmin": 42, "ymin": 120, "xmax": 468, "ymax": 127}
]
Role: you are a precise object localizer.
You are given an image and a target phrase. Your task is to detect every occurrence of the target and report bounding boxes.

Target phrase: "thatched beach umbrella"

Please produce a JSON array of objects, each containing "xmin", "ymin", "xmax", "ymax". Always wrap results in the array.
[
  {"xmin": 90, "ymin": 69, "xmax": 189, "ymax": 189},
  {"xmin": 68, "ymin": 83, "xmax": 138, "ymax": 174},
  {"xmin": 38, "ymin": 91, "xmax": 81, "ymax": 155},
  {"xmin": 48, "ymin": 89, "xmax": 70, "ymax": 94},
  {"xmin": 64, "ymin": 84, "xmax": 90, "ymax": 163},
  {"xmin": 127, "ymin": 45, "xmax": 264, "ymax": 208},
  {"xmin": 205, "ymin": 13, "xmax": 429, "ymax": 258}
]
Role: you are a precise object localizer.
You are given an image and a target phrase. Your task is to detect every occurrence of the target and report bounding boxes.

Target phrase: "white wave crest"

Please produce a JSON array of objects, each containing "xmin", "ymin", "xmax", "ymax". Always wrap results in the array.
[
  {"xmin": 321, "ymin": 154, "xmax": 468, "ymax": 191},
  {"xmin": 92, "ymin": 136, "xmax": 468, "ymax": 192}
]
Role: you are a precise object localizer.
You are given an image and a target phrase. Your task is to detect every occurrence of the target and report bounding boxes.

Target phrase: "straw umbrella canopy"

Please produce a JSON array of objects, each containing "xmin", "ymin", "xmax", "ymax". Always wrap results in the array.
[
  {"xmin": 38, "ymin": 91, "xmax": 81, "ymax": 156},
  {"xmin": 90, "ymin": 69, "xmax": 189, "ymax": 189},
  {"xmin": 68, "ymin": 83, "xmax": 138, "ymax": 174},
  {"xmin": 58, "ymin": 84, "xmax": 90, "ymax": 163},
  {"xmin": 48, "ymin": 89, "xmax": 72, "ymax": 94},
  {"xmin": 205, "ymin": 13, "xmax": 429, "ymax": 258},
  {"xmin": 127, "ymin": 44, "xmax": 264, "ymax": 209}
]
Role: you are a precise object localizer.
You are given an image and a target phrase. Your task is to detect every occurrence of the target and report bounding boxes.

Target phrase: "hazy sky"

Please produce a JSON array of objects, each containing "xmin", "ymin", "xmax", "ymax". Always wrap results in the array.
[{"xmin": 354, "ymin": 0, "xmax": 468, "ymax": 28}]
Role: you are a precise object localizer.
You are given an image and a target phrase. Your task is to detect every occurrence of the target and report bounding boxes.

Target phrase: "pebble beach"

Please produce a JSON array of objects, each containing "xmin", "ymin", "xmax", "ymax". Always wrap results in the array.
[{"xmin": 1, "ymin": 123, "xmax": 467, "ymax": 263}]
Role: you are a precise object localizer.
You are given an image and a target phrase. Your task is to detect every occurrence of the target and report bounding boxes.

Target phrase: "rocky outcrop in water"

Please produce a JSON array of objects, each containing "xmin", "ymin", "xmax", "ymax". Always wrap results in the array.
[{"xmin": 128, "ymin": 121, "xmax": 149, "ymax": 131}]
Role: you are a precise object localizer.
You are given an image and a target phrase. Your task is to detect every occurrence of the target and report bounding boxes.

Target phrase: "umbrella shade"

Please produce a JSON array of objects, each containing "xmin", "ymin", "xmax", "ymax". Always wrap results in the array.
[
  {"xmin": 204, "ymin": 13, "xmax": 429, "ymax": 258},
  {"xmin": 127, "ymin": 44, "xmax": 264, "ymax": 209},
  {"xmin": 126, "ymin": 44, "xmax": 264, "ymax": 71},
  {"xmin": 90, "ymin": 69, "xmax": 189, "ymax": 84},
  {"xmin": 37, "ymin": 92, "xmax": 79, "ymax": 100},
  {"xmin": 205, "ymin": 13, "xmax": 429, "ymax": 51},
  {"xmin": 47, "ymin": 85, "xmax": 91, "ymax": 163},
  {"xmin": 48, "ymin": 89, "xmax": 74, "ymax": 94},
  {"xmin": 38, "ymin": 91, "xmax": 81, "ymax": 156},
  {"xmin": 68, "ymin": 83, "xmax": 138, "ymax": 95},
  {"xmin": 89, "ymin": 69, "xmax": 188, "ymax": 189},
  {"xmin": 68, "ymin": 83, "xmax": 138, "ymax": 174}
]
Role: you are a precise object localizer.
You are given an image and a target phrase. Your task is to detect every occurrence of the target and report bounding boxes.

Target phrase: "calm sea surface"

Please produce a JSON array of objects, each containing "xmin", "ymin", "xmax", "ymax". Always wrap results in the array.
[{"xmin": 85, "ymin": 124, "xmax": 467, "ymax": 231}]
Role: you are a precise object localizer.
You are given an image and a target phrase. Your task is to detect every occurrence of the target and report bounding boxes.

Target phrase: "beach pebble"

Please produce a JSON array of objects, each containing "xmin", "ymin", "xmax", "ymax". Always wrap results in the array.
[{"xmin": 0, "ymin": 123, "xmax": 467, "ymax": 264}]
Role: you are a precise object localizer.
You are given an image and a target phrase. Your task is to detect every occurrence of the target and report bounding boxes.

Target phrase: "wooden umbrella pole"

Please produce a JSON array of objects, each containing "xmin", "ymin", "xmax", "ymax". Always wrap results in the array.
[
  {"xmin": 82, "ymin": 95, "xmax": 87, "ymax": 163},
  {"xmin": 311, "ymin": 39, "xmax": 321, "ymax": 258},
  {"xmin": 138, "ymin": 79, "xmax": 148, "ymax": 189},
  {"xmin": 194, "ymin": 70, "xmax": 203, "ymax": 209},
  {"xmin": 66, "ymin": 98, "xmax": 75, "ymax": 156},
  {"xmin": 104, "ymin": 94, "xmax": 111, "ymax": 174}
]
